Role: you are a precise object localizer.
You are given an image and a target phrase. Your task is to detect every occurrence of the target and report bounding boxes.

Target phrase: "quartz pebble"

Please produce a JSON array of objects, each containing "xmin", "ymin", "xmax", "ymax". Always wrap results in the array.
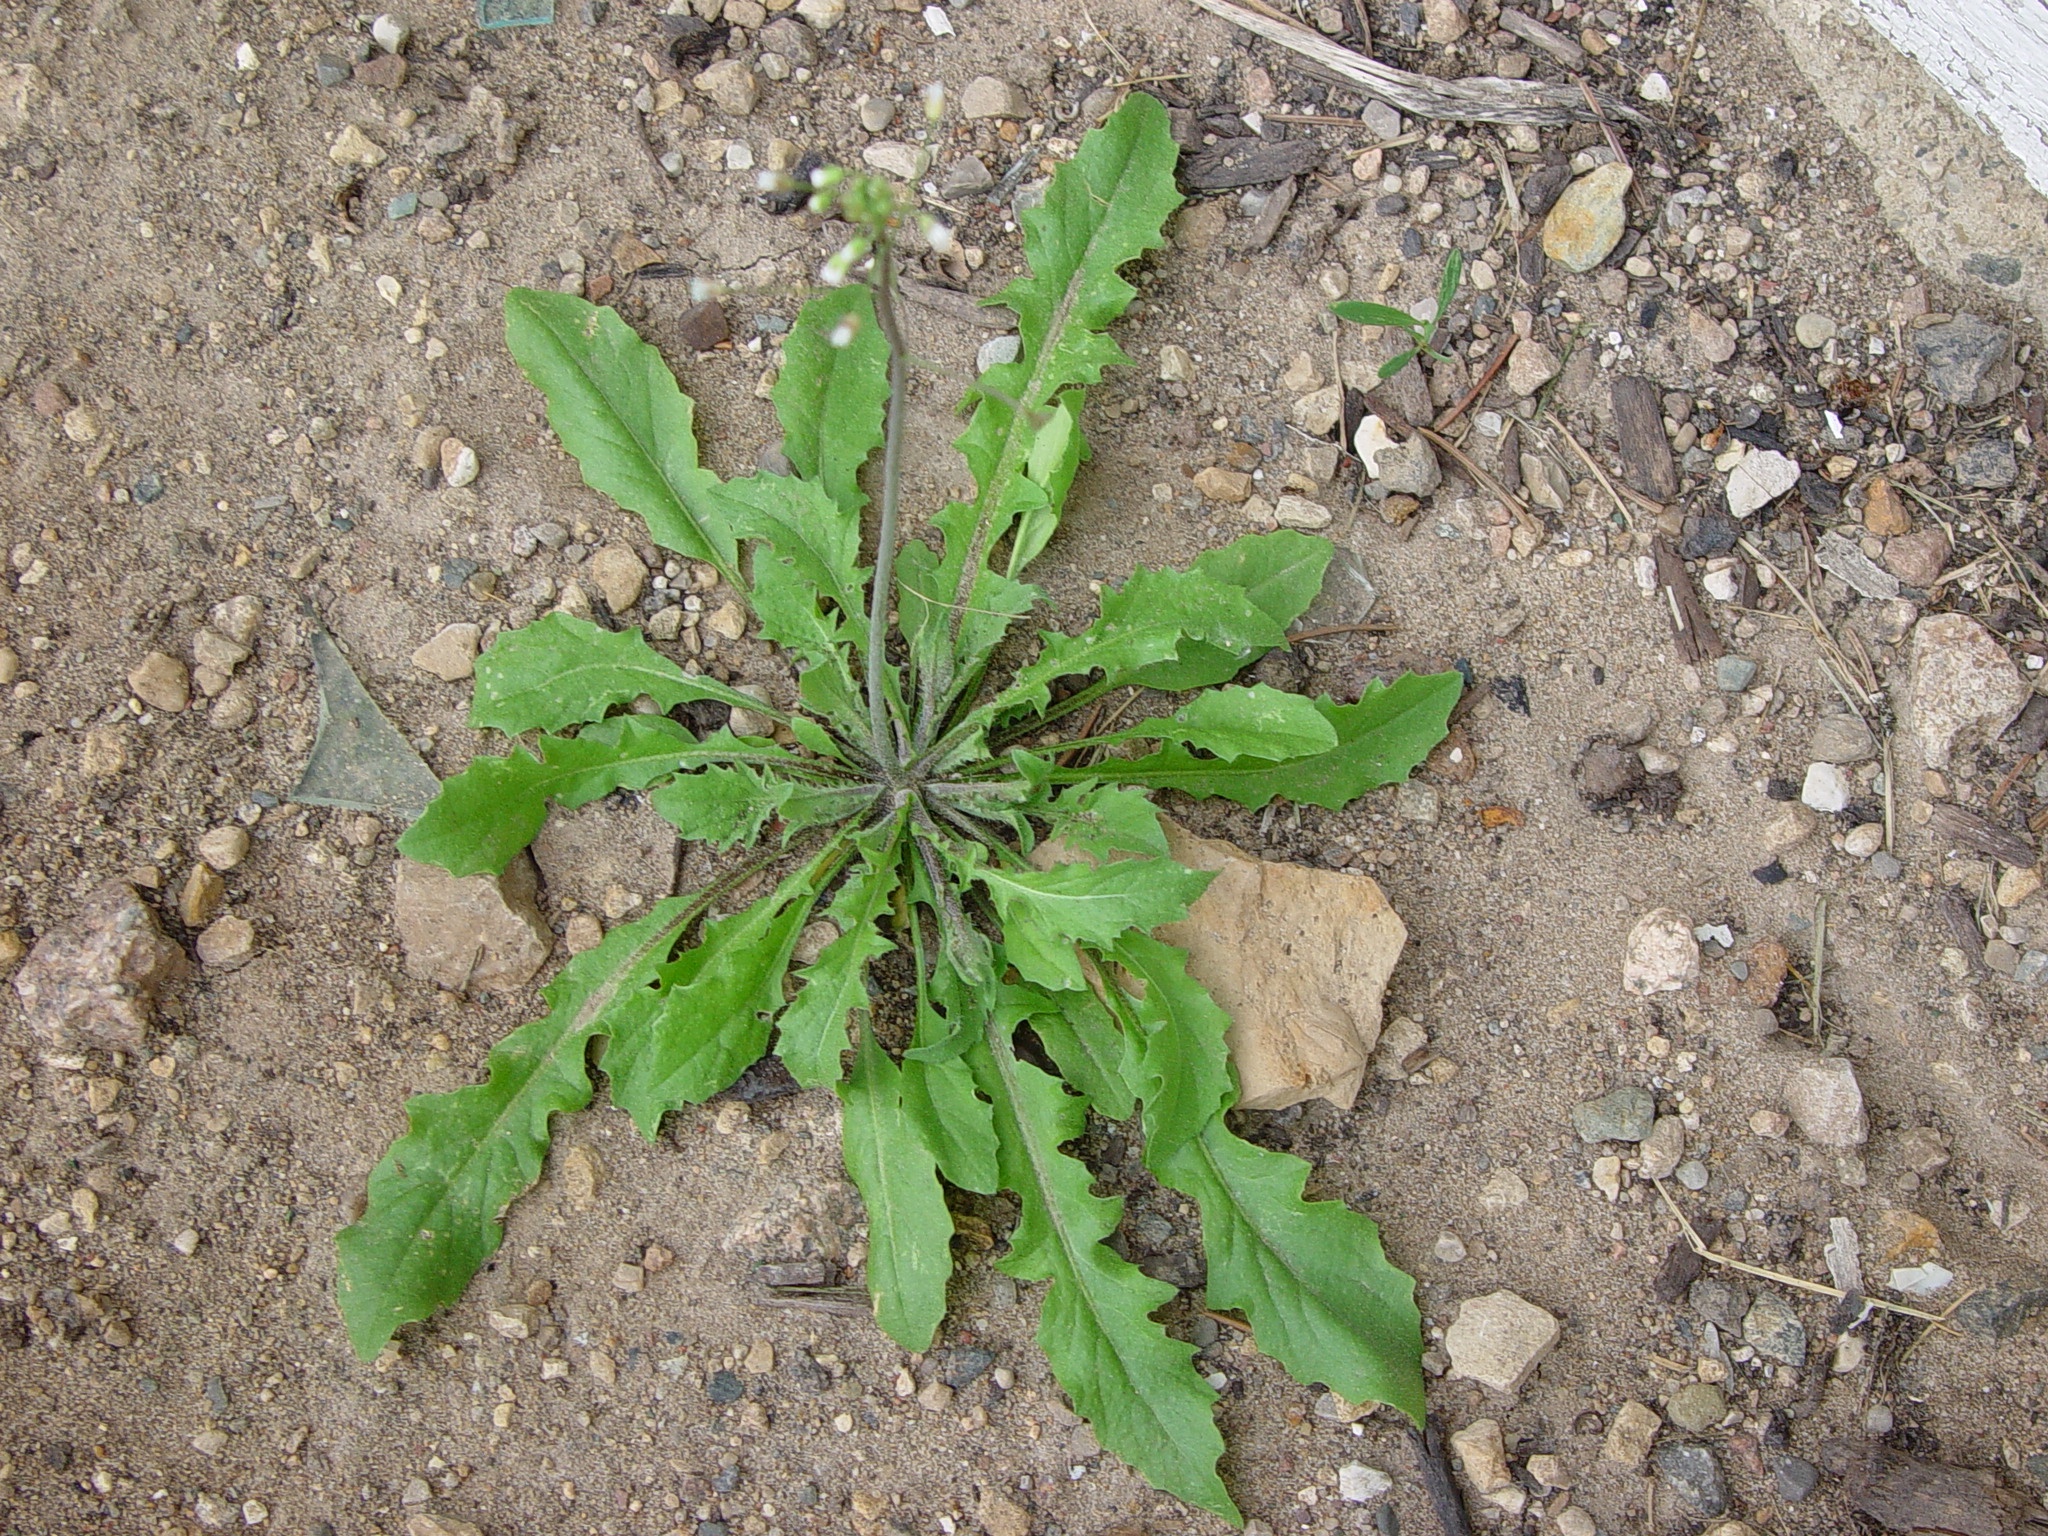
[
  {"xmin": 1800, "ymin": 762, "xmax": 1850, "ymax": 814},
  {"xmin": 439, "ymin": 437, "xmax": 479, "ymax": 488},
  {"xmin": 129, "ymin": 652, "xmax": 191, "ymax": 712},
  {"xmin": 1623, "ymin": 908, "xmax": 1698, "ymax": 996},
  {"xmin": 1725, "ymin": 449, "xmax": 1801, "ymax": 517},
  {"xmin": 1443, "ymin": 1290, "xmax": 1560, "ymax": 1394},
  {"xmin": 1542, "ymin": 162, "xmax": 1632, "ymax": 272},
  {"xmin": 196, "ymin": 915, "xmax": 257, "ymax": 970},
  {"xmin": 197, "ymin": 827, "xmax": 250, "ymax": 871},
  {"xmin": 1909, "ymin": 613, "xmax": 2028, "ymax": 768},
  {"xmin": 588, "ymin": 546, "xmax": 646, "ymax": 614},
  {"xmin": 412, "ymin": 624, "xmax": 482, "ymax": 682},
  {"xmin": 1783, "ymin": 1056, "xmax": 1866, "ymax": 1147},
  {"xmin": 1337, "ymin": 1463, "xmax": 1393, "ymax": 1503},
  {"xmin": 1602, "ymin": 1399, "xmax": 1661, "ymax": 1468},
  {"xmin": 961, "ymin": 75, "xmax": 1030, "ymax": 120}
]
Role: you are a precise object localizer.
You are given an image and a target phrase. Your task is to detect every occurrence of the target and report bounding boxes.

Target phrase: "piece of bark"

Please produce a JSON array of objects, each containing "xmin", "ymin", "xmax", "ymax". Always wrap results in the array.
[
  {"xmin": 1651, "ymin": 536, "xmax": 1725, "ymax": 664},
  {"xmin": 1188, "ymin": 0, "xmax": 1652, "ymax": 126},
  {"xmin": 1651, "ymin": 1216, "xmax": 1724, "ymax": 1304},
  {"xmin": 1518, "ymin": 160, "xmax": 1574, "ymax": 220},
  {"xmin": 1928, "ymin": 803, "xmax": 2037, "ymax": 867},
  {"xmin": 2005, "ymin": 694, "xmax": 2048, "ymax": 754},
  {"xmin": 1847, "ymin": 1448, "xmax": 2001, "ymax": 1536},
  {"xmin": 1180, "ymin": 136, "xmax": 1324, "ymax": 190},
  {"xmin": 1611, "ymin": 376, "xmax": 1678, "ymax": 501},
  {"xmin": 1942, "ymin": 888, "xmax": 1988, "ymax": 971},
  {"xmin": 1237, "ymin": 173, "xmax": 1297, "ymax": 251},
  {"xmin": 1497, "ymin": 8, "xmax": 1588, "ymax": 68}
]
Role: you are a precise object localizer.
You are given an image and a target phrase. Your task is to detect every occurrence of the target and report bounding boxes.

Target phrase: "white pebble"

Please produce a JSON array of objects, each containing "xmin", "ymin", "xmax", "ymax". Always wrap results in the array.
[
  {"xmin": 372, "ymin": 13, "xmax": 410, "ymax": 53},
  {"xmin": 1800, "ymin": 762, "xmax": 1850, "ymax": 814},
  {"xmin": 922, "ymin": 3, "xmax": 953, "ymax": 34},
  {"xmin": 976, "ymin": 334, "xmax": 1021, "ymax": 374}
]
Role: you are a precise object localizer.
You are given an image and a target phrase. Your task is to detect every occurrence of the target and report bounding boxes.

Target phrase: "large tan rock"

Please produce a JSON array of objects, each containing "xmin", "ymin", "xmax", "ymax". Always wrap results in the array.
[
  {"xmin": 1155, "ymin": 819, "xmax": 1405, "ymax": 1111},
  {"xmin": 393, "ymin": 855, "xmax": 553, "ymax": 993},
  {"xmin": 12, "ymin": 882, "xmax": 188, "ymax": 1051}
]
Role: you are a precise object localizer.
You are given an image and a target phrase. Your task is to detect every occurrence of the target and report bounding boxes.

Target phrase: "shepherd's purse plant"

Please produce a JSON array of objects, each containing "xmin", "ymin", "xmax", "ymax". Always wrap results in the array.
[{"xmin": 336, "ymin": 94, "xmax": 1459, "ymax": 1523}]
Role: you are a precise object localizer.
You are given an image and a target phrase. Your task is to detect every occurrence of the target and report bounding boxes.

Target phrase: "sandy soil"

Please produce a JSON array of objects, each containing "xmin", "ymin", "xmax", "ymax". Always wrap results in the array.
[{"xmin": 1, "ymin": 0, "xmax": 2044, "ymax": 1533}]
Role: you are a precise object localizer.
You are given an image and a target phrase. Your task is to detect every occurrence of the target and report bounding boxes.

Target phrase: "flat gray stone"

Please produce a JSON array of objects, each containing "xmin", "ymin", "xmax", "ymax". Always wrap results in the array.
[
  {"xmin": 1912, "ymin": 313, "xmax": 2020, "ymax": 406},
  {"xmin": 1572, "ymin": 1086, "xmax": 1656, "ymax": 1143},
  {"xmin": 1443, "ymin": 1290, "xmax": 1560, "ymax": 1394},
  {"xmin": 1743, "ymin": 1289, "xmax": 1807, "ymax": 1366},
  {"xmin": 1653, "ymin": 1443, "xmax": 1728, "ymax": 1517},
  {"xmin": 1808, "ymin": 714, "xmax": 1876, "ymax": 764}
]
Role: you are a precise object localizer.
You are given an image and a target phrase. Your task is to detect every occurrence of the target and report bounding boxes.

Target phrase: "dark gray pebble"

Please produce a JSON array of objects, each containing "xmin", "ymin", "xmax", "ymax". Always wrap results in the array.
[
  {"xmin": 1774, "ymin": 1455, "xmax": 1820, "ymax": 1503},
  {"xmin": 705, "ymin": 1368, "xmax": 744, "ymax": 1405},
  {"xmin": 1653, "ymin": 1442, "xmax": 1727, "ymax": 1517}
]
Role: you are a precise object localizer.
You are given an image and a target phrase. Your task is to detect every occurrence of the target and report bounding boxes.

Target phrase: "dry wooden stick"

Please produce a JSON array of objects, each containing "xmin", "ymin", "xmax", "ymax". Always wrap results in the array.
[
  {"xmin": 1652, "ymin": 1179, "xmax": 1955, "ymax": 1327},
  {"xmin": 1432, "ymin": 332, "xmax": 1520, "ymax": 432},
  {"xmin": 1416, "ymin": 424, "xmax": 1529, "ymax": 519},
  {"xmin": 1185, "ymin": 0, "xmax": 1656, "ymax": 127},
  {"xmin": 1543, "ymin": 410, "xmax": 1644, "ymax": 529}
]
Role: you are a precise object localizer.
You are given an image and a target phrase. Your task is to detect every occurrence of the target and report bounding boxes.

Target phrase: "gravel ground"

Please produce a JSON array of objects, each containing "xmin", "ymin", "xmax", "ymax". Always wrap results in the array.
[{"xmin": 1, "ymin": 1, "xmax": 2045, "ymax": 1533}]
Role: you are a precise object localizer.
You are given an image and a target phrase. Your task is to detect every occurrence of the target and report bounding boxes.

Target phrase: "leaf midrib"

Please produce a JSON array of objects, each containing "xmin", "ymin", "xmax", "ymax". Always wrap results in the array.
[
  {"xmin": 988, "ymin": 1034, "xmax": 1216, "ymax": 1490},
  {"xmin": 519, "ymin": 296, "xmax": 727, "ymax": 570},
  {"xmin": 346, "ymin": 900, "xmax": 697, "ymax": 1337}
]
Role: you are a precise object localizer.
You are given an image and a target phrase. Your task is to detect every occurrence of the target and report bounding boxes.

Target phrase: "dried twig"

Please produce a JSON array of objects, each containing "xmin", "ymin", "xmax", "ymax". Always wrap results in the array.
[
  {"xmin": 1432, "ymin": 333, "xmax": 1519, "ymax": 433},
  {"xmin": 1542, "ymin": 410, "xmax": 1647, "ymax": 529},
  {"xmin": 1652, "ymin": 1180, "xmax": 1955, "ymax": 1327},
  {"xmin": 1417, "ymin": 424, "xmax": 1529, "ymax": 519},
  {"xmin": 1186, "ymin": 0, "xmax": 1656, "ymax": 128}
]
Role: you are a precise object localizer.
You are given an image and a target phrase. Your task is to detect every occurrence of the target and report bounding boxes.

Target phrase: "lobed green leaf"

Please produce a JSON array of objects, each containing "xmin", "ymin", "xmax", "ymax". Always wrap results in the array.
[
  {"xmin": 504, "ymin": 288, "xmax": 736, "ymax": 574},
  {"xmin": 1118, "ymin": 684, "xmax": 1339, "ymax": 764},
  {"xmin": 976, "ymin": 1031, "xmax": 1237, "ymax": 1523},
  {"xmin": 605, "ymin": 856, "xmax": 836, "ymax": 1139},
  {"xmin": 964, "ymin": 854, "xmax": 1211, "ymax": 993},
  {"xmin": 776, "ymin": 844, "xmax": 903, "ymax": 1089},
  {"xmin": 471, "ymin": 613, "xmax": 775, "ymax": 736},
  {"xmin": 398, "ymin": 715, "xmax": 693, "ymax": 877},
  {"xmin": 1038, "ymin": 783, "xmax": 1169, "ymax": 862},
  {"xmin": 335, "ymin": 896, "xmax": 700, "ymax": 1359},
  {"xmin": 1079, "ymin": 672, "xmax": 1463, "ymax": 809},
  {"xmin": 840, "ymin": 1027, "xmax": 955, "ymax": 1351},
  {"xmin": 1101, "ymin": 532, "xmax": 1332, "ymax": 692},
  {"xmin": 1153, "ymin": 1118, "xmax": 1426, "ymax": 1423},
  {"xmin": 774, "ymin": 286, "xmax": 891, "ymax": 516}
]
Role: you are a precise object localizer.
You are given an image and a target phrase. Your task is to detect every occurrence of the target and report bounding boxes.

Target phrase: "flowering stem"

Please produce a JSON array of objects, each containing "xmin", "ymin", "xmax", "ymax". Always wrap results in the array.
[{"xmin": 866, "ymin": 239, "xmax": 912, "ymax": 769}]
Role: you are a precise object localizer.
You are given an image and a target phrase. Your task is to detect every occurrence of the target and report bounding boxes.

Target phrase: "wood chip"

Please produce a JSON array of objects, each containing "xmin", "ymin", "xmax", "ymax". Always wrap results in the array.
[
  {"xmin": 1927, "ymin": 803, "xmax": 2037, "ymax": 868},
  {"xmin": 1238, "ymin": 173, "xmax": 1298, "ymax": 251},
  {"xmin": 1497, "ymin": 8, "xmax": 1588, "ymax": 69},
  {"xmin": 1941, "ymin": 888, "xmax": 1987, "ymax": 971},
  {"xmin": 1847, "ymin": 1449, "xmax": 2002, "ymax": 1536},
  {"xmin": 1180, "ymin": 137, "xmax": 1324, "ymax": 191},
  {"xmin": 1611, "ymin": 377, "xmax": 1678, "ymax": 501},
  {"xmin": 1651, "ymin": 536, "xmax": 1725, "ymax": 664}
]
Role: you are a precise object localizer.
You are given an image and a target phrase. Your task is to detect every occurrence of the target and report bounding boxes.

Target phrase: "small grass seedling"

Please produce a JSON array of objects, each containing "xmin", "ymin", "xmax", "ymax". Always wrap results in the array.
[{"xmin": 1332, "ymin": 248, "xmax": 1465, "ymax": 379}]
